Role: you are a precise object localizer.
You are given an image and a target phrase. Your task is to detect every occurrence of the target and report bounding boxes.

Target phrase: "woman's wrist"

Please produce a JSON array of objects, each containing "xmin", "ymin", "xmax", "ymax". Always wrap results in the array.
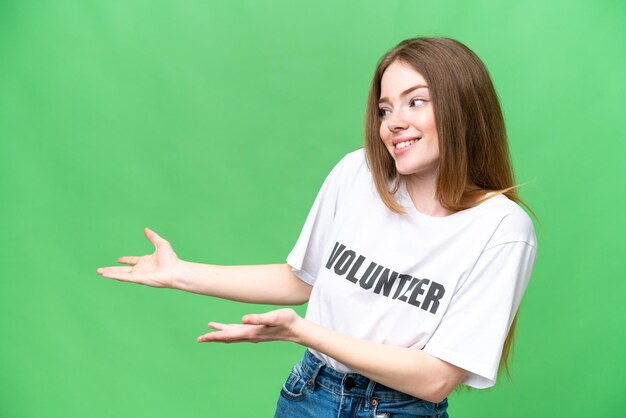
[
  {"xmin": 170, "ymin": 259, "xmax": 194, "ymax": 291},
  {"xmin": 289, "ymin": 315, "xmax": 310, "ymax": 345}
]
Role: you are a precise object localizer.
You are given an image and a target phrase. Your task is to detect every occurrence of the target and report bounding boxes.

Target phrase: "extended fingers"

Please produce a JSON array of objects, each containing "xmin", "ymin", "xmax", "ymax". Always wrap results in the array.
[
  {"xmin": 118, "ymin": 256, "xmax": 140, "ymax": 265},
  {"xmin": 242, "ymin": 309, "xmax": 291, "ymax": 326},
  {"xmin": 198, "ymin": 330, "xmax": 235, "ymax": 343},
  {"xmin": 242, "ymin": 313, "xmax": 265, "ymax": 325},
  {"xmin": 96, "ymin": 266, "xmax": 133, "ymax": 281},
  {"xmin": 198, "ymin": 328, "xmax": 251, "ymax": 343},
  {"xmin": 199, "ymin": 310, "xmax": 299, "ymax": 344},
  {"xmin": 117, "ymin": 256, "xmax": 140, "ymax": 265},
  {"xmin": 207, "ymin": 322, "xmax": 243, "ymax": 331}
]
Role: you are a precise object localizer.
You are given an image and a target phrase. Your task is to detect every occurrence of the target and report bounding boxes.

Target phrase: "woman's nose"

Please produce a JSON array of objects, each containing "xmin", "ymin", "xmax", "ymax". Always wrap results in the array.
[{"xmin": 387, "ymin": 113, "xmax": 409, "ymax": 132}]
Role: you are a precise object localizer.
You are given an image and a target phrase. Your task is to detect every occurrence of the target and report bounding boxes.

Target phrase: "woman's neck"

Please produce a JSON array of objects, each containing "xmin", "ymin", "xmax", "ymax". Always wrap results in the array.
[
  {"xmin": 404, "ymin": 175, "xmax": 453, "ymax": 217},
  {"xmin": 405, "ymin": 174, "xmax": 489, "ymax": 216}
]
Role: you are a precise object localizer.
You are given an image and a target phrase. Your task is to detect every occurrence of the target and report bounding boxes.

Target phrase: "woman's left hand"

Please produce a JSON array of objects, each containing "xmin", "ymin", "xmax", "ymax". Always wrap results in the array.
[{"xmin": 197, "ymin": 308, "xmax": 303, "ymax": 344}]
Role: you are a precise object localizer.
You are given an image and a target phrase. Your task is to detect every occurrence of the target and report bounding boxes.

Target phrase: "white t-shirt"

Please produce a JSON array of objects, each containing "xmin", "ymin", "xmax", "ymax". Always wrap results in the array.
[{"xmin": 287, "ymin": 149, "xmax": 537, "ymax": 389}]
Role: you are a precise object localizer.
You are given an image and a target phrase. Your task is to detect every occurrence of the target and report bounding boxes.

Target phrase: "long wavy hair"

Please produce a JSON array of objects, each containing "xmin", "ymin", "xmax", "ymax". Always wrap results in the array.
[{"xmin": 364, "ymin": 37, "xmax": 526, "ymax": 378}]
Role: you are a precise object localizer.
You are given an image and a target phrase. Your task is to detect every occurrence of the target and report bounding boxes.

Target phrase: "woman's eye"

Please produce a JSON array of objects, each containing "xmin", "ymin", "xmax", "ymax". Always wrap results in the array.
[
  {"xmin": 378, "ymin": 108, "xmax": 390, "ymax": 117},
  {"xmin": 410, "ymin": 98, "xmax": 426, "ymax": 107}
]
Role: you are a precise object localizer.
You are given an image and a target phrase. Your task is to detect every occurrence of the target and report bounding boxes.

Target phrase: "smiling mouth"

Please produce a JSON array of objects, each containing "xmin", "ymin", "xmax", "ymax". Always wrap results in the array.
[{"xmin": 395, "ymin": 138, "xmax": 420, "ymax": 149}]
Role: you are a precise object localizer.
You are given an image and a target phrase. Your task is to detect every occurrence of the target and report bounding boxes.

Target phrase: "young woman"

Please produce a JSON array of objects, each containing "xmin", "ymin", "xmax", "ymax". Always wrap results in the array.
[{"xmin": 97, "ymin": 37, "xmax": 537, "ymax": 417}]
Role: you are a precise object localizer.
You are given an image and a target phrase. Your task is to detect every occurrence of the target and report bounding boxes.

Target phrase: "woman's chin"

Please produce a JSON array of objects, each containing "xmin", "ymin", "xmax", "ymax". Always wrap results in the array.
[
  {"xmin": 394, "ymin": 164, "xmax": 418, "ymax": 176},
  {"xmin": 394, "ymin": 162, "xmax": 439, "ymax": 179}
]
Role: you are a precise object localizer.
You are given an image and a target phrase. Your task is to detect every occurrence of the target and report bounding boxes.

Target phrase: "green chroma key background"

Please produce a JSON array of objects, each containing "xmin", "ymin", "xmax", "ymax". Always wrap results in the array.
[{"xmin": 1, "ymin": 1, "xmax": 624, "ymax": 417}]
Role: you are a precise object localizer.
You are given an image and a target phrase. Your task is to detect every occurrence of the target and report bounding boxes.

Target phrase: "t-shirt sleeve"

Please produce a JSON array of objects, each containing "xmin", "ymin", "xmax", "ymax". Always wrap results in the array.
[
  {"xmin": 422, "ymin": 217, "xmax": 537, "ymax": 388},
  {"xmin": 286, "ymin": 155, "xmax": 350, "ymax": 285}
]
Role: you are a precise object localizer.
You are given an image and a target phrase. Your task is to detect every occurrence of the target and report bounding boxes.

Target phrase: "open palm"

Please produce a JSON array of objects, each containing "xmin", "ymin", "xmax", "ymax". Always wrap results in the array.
[{"xmin": 96, "ymin": 227, "xmax": 180, "ymax": 288}]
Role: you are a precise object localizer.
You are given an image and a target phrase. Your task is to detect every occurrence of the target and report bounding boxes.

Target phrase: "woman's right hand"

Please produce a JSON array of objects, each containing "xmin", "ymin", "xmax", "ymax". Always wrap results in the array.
[{"xmin": 96, "ymin": 227, "xmax": 182, "ymax": 288}]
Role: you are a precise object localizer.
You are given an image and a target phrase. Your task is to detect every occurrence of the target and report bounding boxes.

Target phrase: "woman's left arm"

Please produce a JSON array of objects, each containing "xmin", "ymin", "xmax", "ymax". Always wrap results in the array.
[{"xmin": 197, "ymin": 308, "xmax": 467, "ymax": 403}]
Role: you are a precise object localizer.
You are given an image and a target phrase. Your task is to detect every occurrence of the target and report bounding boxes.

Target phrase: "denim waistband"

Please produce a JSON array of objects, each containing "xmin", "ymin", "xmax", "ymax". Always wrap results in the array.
[{"xmin": 300, "ymin": 349, "xmax": 427, "ymax": 402}]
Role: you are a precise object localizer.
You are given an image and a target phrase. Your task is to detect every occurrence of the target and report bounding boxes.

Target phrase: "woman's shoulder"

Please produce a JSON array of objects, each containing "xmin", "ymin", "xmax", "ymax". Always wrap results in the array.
[
  {"xmin": 325, "ymin": 148, "xmax": 371, "ymax": 186},
  {"xmin": 479, "ymin": 194, "xmax": 537, "ymax": 250},
  {"xmin": 334, "ymin": 148, "xmax": 368, "ymax": 171}
]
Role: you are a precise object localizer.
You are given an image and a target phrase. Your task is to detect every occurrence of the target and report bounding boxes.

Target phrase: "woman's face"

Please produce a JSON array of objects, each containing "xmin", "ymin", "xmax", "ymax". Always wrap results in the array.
[{"xmin": 378, "ymin": 60, "xmax": 439, "ymax": 179}]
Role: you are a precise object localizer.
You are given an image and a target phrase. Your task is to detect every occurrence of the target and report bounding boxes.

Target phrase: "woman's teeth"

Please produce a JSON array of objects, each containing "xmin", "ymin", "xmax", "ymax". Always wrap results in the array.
[{"xmin": 395, "ymin": 139, "xmax": 418, "ymax": 149}]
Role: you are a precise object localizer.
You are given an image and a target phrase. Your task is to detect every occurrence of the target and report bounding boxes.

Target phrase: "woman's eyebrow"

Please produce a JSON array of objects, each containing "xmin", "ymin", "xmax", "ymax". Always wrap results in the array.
[{"xmin": 378, "ymin": 84, "xmax": 429, "ymax": 104}]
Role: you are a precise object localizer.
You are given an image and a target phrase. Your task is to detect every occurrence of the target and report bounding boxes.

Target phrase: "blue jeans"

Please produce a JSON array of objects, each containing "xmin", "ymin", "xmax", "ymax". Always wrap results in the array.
[{"xmin": 274, "ymin": 350, "xmax": 449, "ymax": 418}]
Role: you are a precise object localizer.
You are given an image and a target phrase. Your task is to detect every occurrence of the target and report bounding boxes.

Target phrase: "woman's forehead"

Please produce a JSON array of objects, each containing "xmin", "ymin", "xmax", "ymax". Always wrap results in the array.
[{"xmin": 380, "ymin": 61, "xmax": 429, "ymax": 98}]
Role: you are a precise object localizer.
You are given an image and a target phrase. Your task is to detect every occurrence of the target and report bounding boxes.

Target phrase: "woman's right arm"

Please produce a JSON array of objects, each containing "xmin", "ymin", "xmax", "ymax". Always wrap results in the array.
[{"xmin": 96, "ymin": 227, "xmax": 312, "ymax": 306}]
